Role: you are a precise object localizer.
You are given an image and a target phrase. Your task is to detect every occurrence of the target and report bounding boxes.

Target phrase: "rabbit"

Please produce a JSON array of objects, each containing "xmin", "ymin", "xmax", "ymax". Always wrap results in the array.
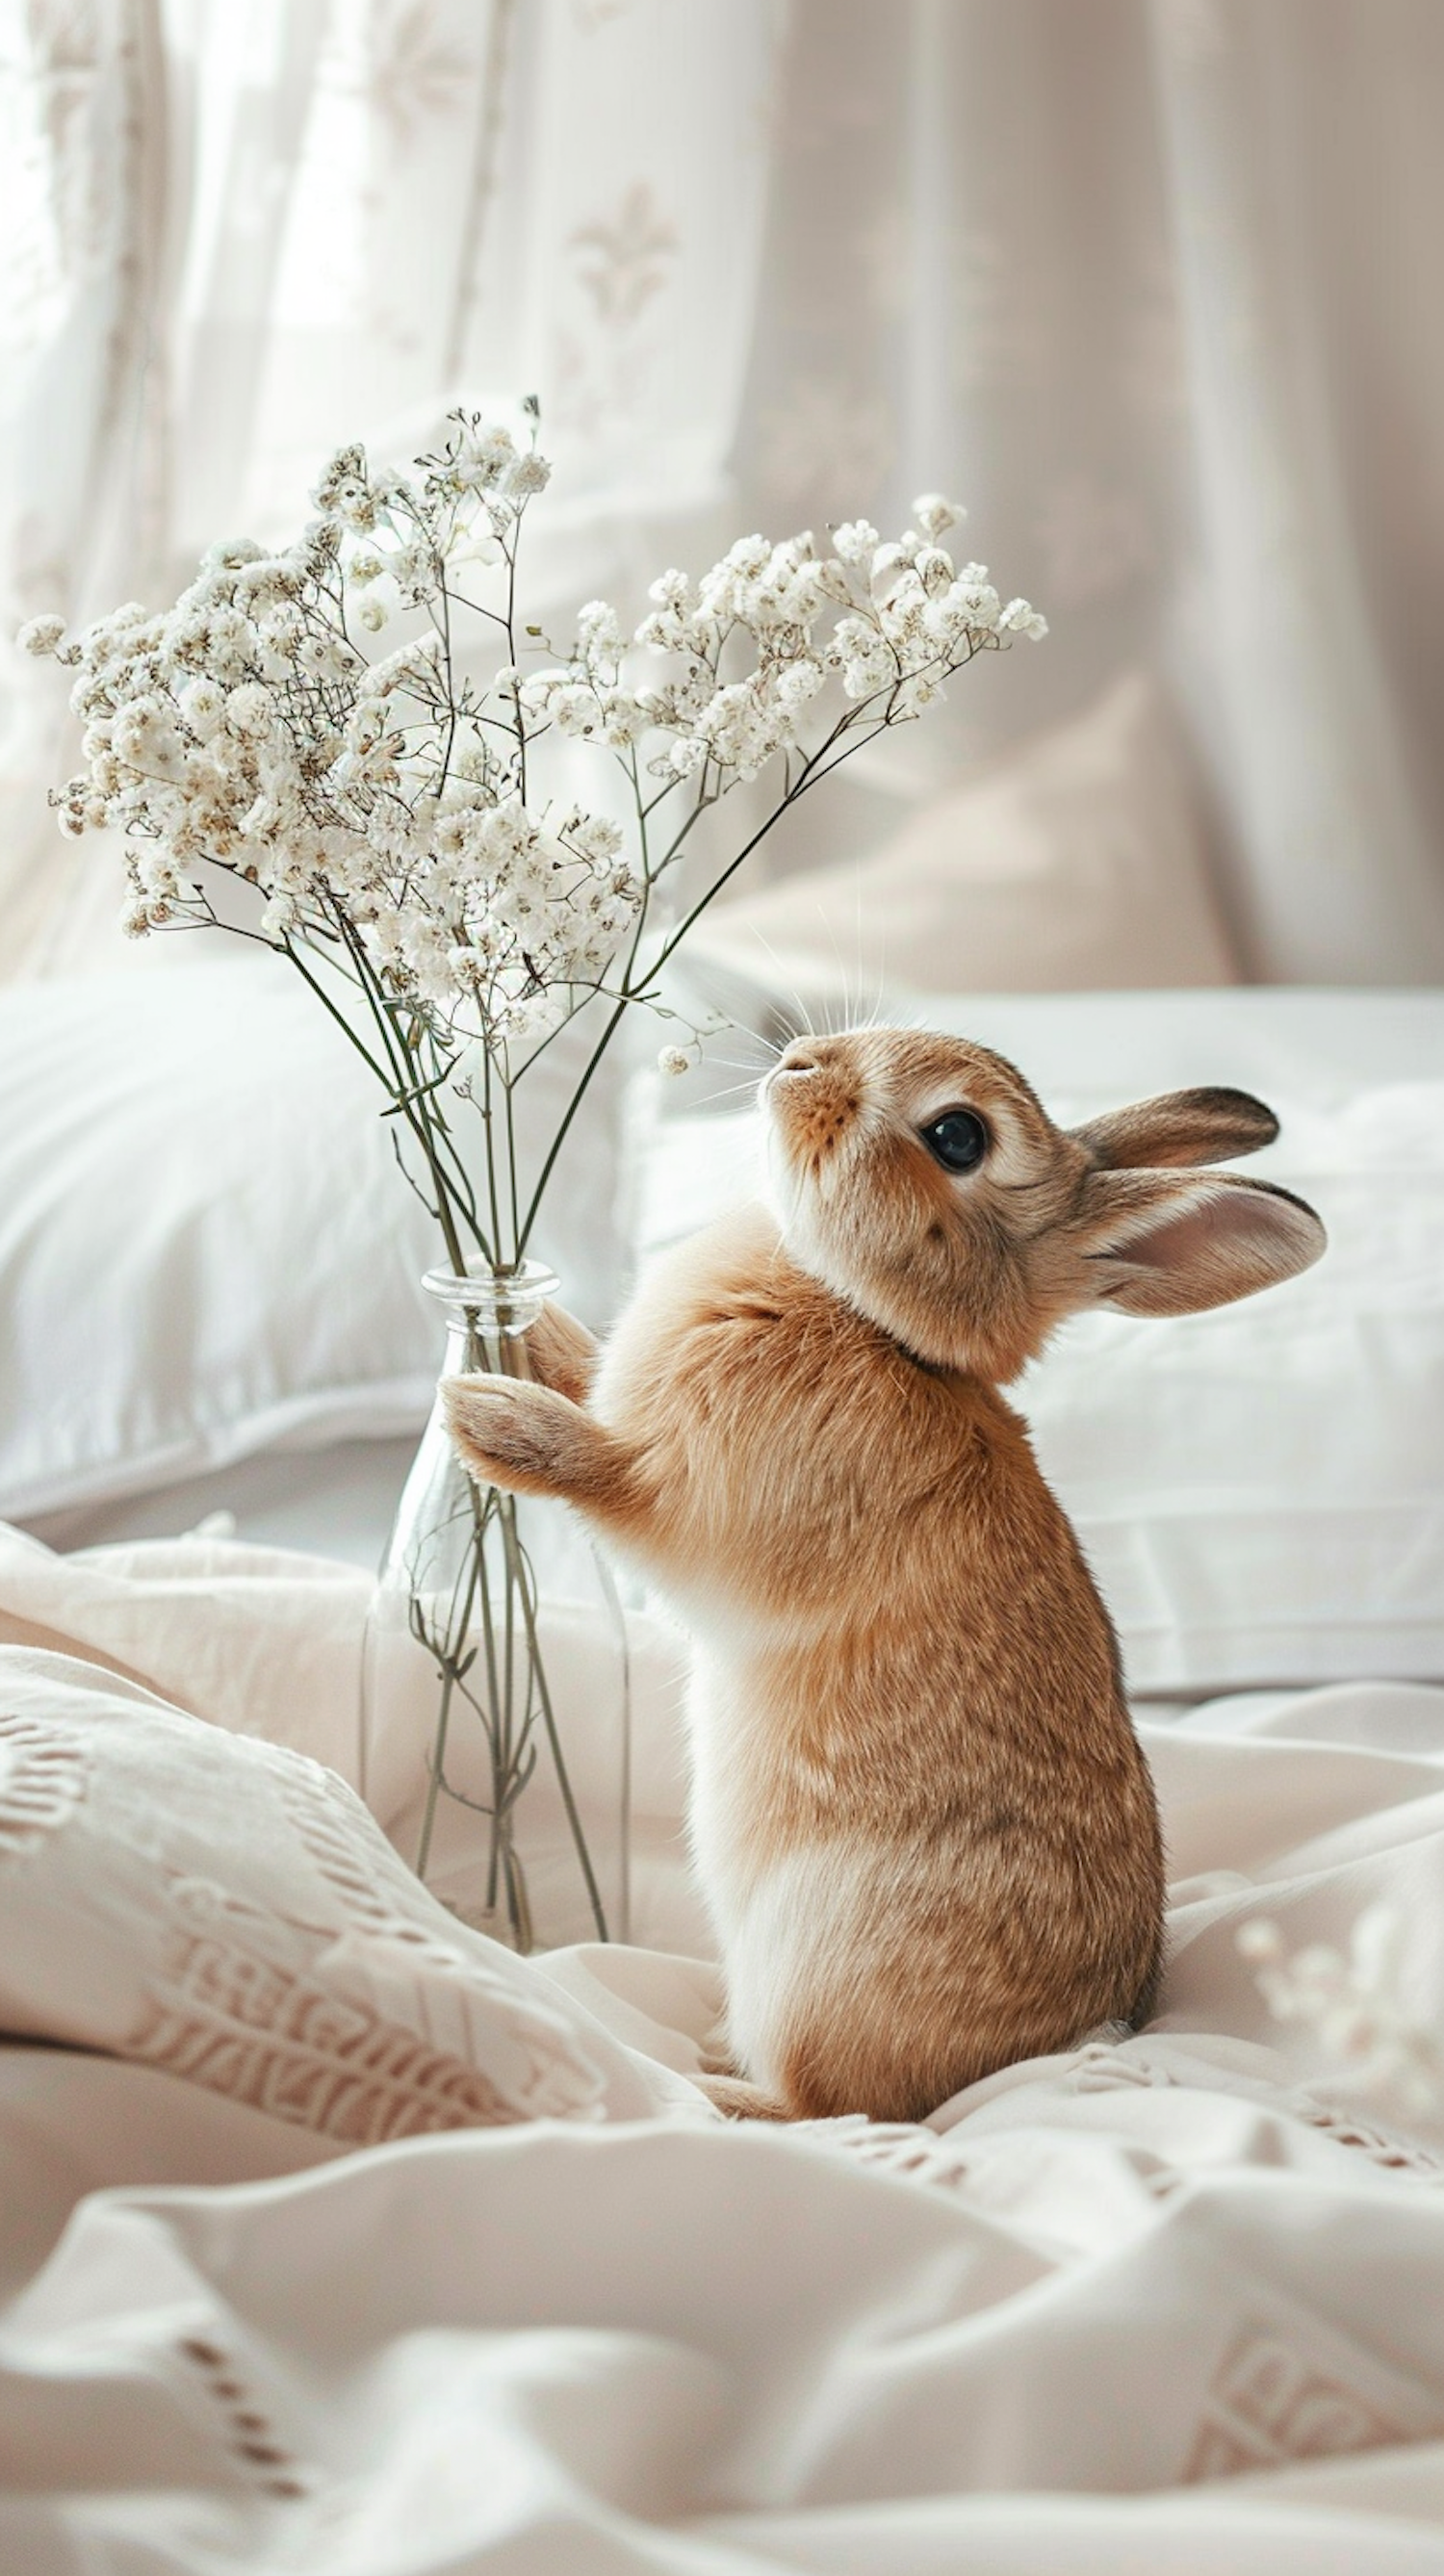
[{"xmin": 444, "ymin": 1027, "xmax": 1326, "ymax": 2125}]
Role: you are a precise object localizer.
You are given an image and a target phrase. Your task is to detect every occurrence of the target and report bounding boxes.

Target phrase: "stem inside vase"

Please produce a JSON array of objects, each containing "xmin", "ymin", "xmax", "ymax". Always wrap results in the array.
[{"xmin": 366, "ymin": 1258, "xmax": 626, "ymax": 1952}]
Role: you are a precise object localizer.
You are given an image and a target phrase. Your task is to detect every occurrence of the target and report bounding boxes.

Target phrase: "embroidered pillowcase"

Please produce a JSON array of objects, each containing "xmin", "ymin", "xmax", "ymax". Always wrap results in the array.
[{"xmin": 0, "ymin": 1651, "xmax": 686, "ymax": 2141}]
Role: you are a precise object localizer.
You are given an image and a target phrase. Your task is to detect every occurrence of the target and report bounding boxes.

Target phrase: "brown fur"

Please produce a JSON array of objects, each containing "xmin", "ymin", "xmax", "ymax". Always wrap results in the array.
[{"xmin": 445, "ymin": 1029, "xmax": 1326, "ymax": 2125}]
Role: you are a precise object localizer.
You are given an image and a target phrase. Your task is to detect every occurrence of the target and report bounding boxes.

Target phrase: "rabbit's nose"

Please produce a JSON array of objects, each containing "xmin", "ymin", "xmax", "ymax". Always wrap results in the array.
[{"xmin": 777, "ymin": 1039, "xmax": 823, "ymax": 1076}]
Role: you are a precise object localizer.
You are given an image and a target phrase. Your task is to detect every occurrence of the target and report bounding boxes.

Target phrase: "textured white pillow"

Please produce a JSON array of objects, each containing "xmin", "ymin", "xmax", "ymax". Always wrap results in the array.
[
  {"xmin": 639, "ymin": 992, "xmax": 1444, "ymax": 1692},
  {"xmin": 0, "ymin": 958, "xmax": 632, "ymax": 1519},
  {"xmin": 688, "ymin": 672, "xmax": 1242, "ymax": 1000},
  {"xmin": 0, "ymin": 1650, "xmax": 681, "ymax": 2137}
]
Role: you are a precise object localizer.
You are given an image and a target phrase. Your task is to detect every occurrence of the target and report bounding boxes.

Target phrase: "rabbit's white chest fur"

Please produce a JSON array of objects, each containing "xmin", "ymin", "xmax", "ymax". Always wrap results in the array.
[{"xmin": 681, "ymin": 1642, "xmax": 898, "ymax": 2088}]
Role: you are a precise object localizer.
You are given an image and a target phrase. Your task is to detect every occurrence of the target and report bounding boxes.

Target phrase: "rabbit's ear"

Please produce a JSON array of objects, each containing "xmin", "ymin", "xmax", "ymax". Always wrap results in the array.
[
  {"xmin": 1081, "ymin": 1168, "xmax": 1326, "ymax": 1317},
  {"xmin": 1071, "ymin": 1087, "xmax": 1278, "ymax": 1171}
]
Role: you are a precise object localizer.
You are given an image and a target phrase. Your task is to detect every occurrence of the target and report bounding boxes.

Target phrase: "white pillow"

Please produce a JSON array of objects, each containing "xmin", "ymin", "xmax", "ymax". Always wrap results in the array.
[
  {"xmin": 0, "ymin": 1650, "xmax": 683, "ymax": 2136},
  {"xmin": 0, "ymin": 958, "xmax": 632, "ymax": 1519},
  {"xmin": 687, "ymin": 672, "xmax": 1242, "ymax": 1001},
  {"xmin": 639, "ymin": 991, "xmax": 1444, "ymax": 1692}
]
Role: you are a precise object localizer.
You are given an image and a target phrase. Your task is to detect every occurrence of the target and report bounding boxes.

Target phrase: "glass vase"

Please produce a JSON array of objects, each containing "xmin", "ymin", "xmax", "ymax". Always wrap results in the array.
[{"xmin": 362, "ymin": 1260, "xmax": 631, "ymax": 1953}]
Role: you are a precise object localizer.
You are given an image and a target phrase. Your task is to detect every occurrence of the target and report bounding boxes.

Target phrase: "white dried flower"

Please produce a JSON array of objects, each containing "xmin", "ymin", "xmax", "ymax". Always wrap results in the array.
[
  {"xmin": 224, "ymin": 683, "xmax": 272, "ymax": 741},
  {"xmin": 912, "ymin": 493, "xmax": 965, "ymax": 540},
  {"xmin": 201, "ymin": 536, "xmax": 264, "ymax": 572},
  {"xmin": 832, "ymin": 520, "xmax": 880, "ymax": 565},
  {"xmin": 633, "ymin": 607, "xmax": 687, "ymax": 653},
  {"xmin": 658, "ymin": 1045, "xmax": 690, "ymax": 1077},
  {"xmin": 454, "ymin": 422, "xmax": 517, "ymax": 488},
  {"xmin": 566, "ymin": 811, "xmax": 625, "ymax": 864},
  {"xmin": 388, "ymin": 539, "xmax": 436, "ymax": 605},
  {"xmin": 577, "ymin": 600, "xmax": 625, "ymax": 660},
  {"xmin": 954, "ymin": 581, "xmax": 1001, "ymax": 631},
  {"xmin": 998, "ymin": 597, "xmax": 1048, "ymax": 641},
  {"xmin": 178, "ymin": 677, "xmax": 226, "ymax": 738},
  {"xmin": 368, "ymin": 635, "xmax": 443, "ymax": 698},
  {"xmin": 18, "ymin": 613, "xmax": 66, "ymax": 657},
  {"xmin": 507, "ymin": 452, "xmax": 552, "ymax": 500},
  {"xmin": 1240, "ymin": 1907, "xmax": 1444, "ymax": 2118},
  {"xmin": 775, "ymin": 657, "xmax": 826, "ymax": 712},
  {"xmin": 44, "ymin": 406, "xmax": 1043, "ymax": 1232},
  {"xmin": 601, "ymin": 690, "xmax": 648, "ymax": 746},
  {"xmin": 312, "ymin": 443, "xmax": 373, "ymax": 528}
]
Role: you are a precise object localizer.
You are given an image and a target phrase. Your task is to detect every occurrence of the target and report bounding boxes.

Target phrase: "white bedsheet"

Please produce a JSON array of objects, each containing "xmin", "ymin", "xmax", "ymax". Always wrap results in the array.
[{"xmin": 2, "ymin": 1532, "xmax": 1444, "ymax": 2568}]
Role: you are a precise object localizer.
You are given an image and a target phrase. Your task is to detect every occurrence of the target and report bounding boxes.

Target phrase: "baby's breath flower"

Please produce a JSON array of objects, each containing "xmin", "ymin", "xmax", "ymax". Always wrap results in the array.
[
  {"xmin": 658, "ymin": 1045, "xmax": 690, "ymax": 1077},
  {"xmin": 311, "ymin": 442, "xmax": 372, "ymax": 524},
  {"xmin": 179, "ymin": 677, "xmax": 226, "ymax": 738},
  {"xmin": 18, "ymin": 613, "xmax": 66, "ymax": 657},
  {"xmin": 200, "ymin": 536, "xmax": 264, "ymax": 573},
  {"xmin": 224, "ymin": 683, "xmax": 272, "ymax": 740},
  {"xmin": 775, "ymin": 657, "xmax": 826, "ymax": 713},
  {"xmin": 368, "ymin": 634, "xmax": 443, "ymax": 698},
  {"xmin": 912, "ymin": 492, "xmax": 964, "ymax": 540},
  {"xmin": 566, "ymin": 811, "xmax": 625, "ymax": 864},
  {"xmin": 633, "ymin": 607, "xmax": 686, "ymax": 653},
  {"xmin": 1240, "ymin": 1907, "xmax": 1444, "ymax": 2120},
  {"xmin": 507, "ymin": 452, "xmax": 551, "ymax": 500},
  {"xmin": 577, "ymin": 600, "xmax": 625, "ymax": 660},
  {"xmin": 42, "ymin": 405, "xmax": 1041, "ymax": 1169},
  {"xmin": 600, "ymin": 691, "xmax": 648, "ymax": 747},
  {"xmin": 460, "ymin": 422, "xmax": 517, "ymax": 486},
  {"xmin": 998, "ymin": 597, "xmax": 1048, "ymax": 640},
  {"xmin": 831, "ymin": 520, "xmax": 880, "ymax": 565}
]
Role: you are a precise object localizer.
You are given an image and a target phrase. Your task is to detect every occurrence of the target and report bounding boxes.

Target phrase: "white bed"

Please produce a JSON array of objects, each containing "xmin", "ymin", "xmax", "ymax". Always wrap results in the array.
[
  {"xmin": 2, "ymin": 1578, "xmax": 1444, "ymax": 2570},
  {"xmin": 2, "ymin": 968, "xmax": 1443, "ymax": 2569}
]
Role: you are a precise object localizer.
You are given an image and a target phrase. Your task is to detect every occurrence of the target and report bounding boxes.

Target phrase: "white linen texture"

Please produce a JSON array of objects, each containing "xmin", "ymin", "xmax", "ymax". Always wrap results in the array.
[{"xmin": 2, "ymin": 1529, "xmax": 1444, "ymax": 2567}]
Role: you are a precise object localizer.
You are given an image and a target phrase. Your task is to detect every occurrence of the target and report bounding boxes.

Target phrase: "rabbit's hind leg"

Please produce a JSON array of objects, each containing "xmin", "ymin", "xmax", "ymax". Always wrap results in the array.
[{"xmin": 696, "ymin": 2072, "xmax": 791, "ymax": 2121}]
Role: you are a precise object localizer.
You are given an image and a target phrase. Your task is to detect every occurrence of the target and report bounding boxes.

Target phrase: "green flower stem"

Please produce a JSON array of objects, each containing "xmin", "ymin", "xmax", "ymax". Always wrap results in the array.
[
  {"xmin": 513, "ymin": 698, "xmax": 893, "ymax": 1258},
  {"xmin": 499, "ymin": 1489, "xmax": 609, "ymax": 1943}
]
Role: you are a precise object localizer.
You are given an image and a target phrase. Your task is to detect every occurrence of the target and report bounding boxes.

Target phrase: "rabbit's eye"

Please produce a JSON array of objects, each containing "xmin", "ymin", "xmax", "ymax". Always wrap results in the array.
[{"xmin": 920, "ymin": 1108, "xmax": 989, "ymax": 1173}]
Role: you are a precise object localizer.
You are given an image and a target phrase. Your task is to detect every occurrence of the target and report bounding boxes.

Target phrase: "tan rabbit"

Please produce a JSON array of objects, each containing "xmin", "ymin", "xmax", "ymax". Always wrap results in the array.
[{"xmin": 444, "ymin": 1028, "xmax": 1326, "ymax": 2124}]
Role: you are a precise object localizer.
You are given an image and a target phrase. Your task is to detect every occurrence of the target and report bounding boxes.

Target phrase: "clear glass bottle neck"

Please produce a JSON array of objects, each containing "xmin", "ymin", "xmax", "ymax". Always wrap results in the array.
[{"xmin": 423, "ymin": 1258, "xmax": 560, "ymax": 1355}]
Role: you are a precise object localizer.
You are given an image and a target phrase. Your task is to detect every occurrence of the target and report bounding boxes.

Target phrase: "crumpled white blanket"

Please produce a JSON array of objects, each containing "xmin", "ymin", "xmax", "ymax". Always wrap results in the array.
[{"xmin": 2, "ymin": 1525, "xmax": 1444, "ymax": 2570}]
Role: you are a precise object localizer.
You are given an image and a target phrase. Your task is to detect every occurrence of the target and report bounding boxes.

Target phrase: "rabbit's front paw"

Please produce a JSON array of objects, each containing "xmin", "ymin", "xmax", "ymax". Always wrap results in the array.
[
  {"xmin": 526, "ymin": 1301, "xmax": 601, "ymax": 1404},
  {"xmin": 442, "ymin": 1374, "xmax": 629, "ymax": 1507}
]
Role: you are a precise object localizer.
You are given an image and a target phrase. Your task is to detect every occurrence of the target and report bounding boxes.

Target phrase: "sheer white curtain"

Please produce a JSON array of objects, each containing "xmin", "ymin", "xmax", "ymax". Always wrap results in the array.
[
  {"xmin": 5, "ymin": 0, "xmax": 1444, "ymax": 982},
  {"xmin": 735, "ymin": 0, "xmax": 1444, "ymax": 981},
  {"xmin": 0, "ymin": 0, "xmax": 785, "ymax": 973}
]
